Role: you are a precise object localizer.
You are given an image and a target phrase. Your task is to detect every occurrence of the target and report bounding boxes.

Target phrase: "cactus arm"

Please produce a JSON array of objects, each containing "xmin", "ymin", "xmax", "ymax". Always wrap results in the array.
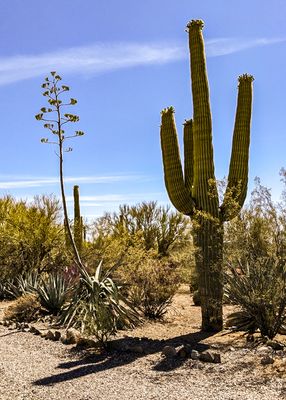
[
  {"xmin": 187, "ymin": 20, "xmax": 219, "ymax": 216},
  {"xmin": 220, "ymin": 74, "xmax": 254, "ymax": 221},
  {"xmin": 160, "ymin": 107, "xmax": 194, "ymax": 215},
  {"xmin": 183, "ymin": 119, "xmax": 194, "ymax": 194}
]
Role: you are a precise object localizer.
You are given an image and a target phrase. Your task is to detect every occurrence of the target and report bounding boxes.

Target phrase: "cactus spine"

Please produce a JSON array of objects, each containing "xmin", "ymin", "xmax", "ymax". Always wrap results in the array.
[
  {"xmin": 160, "ymin": 20, "xmax": 253, "ymax": 331},
  {"xmin": 73, "ymin": 185, "xmax": 83, "ymax": 254}
]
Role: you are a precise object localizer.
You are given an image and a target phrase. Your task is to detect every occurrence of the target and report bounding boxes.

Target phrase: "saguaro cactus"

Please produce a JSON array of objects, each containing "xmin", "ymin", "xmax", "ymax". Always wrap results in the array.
[
  {"xmin": 73, "ymin": 185, "xmax": 83, "ymax": 254},
  {"xmin": 160, "ymin": 20, "xmax": 253, "ymax": 331}
]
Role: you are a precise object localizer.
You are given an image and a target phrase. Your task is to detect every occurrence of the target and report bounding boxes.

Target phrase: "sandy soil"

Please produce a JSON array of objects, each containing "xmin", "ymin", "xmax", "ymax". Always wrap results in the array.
[{"xmin": 0, "ymin": 287, "xmax": 285, "ymax": 400}]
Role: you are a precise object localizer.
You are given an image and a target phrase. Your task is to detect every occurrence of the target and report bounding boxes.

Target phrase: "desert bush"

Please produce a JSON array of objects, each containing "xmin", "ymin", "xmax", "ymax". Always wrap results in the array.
[
  {"xmin": 59, "ymin": 262, "xmax": 139, "ymax": 344},
  {"xmin": 36, "ymin": 273, "xmax": 72, "ymax": 315},
  {"xmin": 116, "ymin": 246, "xmax": 180, "ymax": 319},
  {"xmin": 224, "ymin": 178, "xmax": 286, "ymax": 266},
  {"xmin": 91, "ymin": 201, "xmax": 191, "ymax": 259},
  {"xmin": 4, "ymin": 293, "xmax": 42, "ymax": 322},
  {"xmin": 0, "ymin": 195, "xmax": 69, "ymax": 279},
  {"xmin": 224, "ymin": 258, "xmax": 286, "ymax": 339}
]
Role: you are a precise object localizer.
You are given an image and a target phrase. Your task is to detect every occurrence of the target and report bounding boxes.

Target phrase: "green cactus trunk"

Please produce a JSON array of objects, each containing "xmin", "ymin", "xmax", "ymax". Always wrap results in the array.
[
  {"xmin": 160, "ymin": 20, "xmax": 253, "ymax": 331},
  {"xmin": 193, "ymin": 215, "xmax": 224, "ymax": 331},
  {"xmin": 73, "ymin": 185, "xmax": 83, "ymax": 254}
]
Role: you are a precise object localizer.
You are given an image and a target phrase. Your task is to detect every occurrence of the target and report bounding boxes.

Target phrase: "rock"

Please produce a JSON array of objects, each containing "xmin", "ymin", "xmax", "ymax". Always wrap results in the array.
[
  {"xmin": 199, "ymin": 351, "xmax": 215, "ymax": 363},
  {"xmin": 8, "ymin": 324, "xmax": 16, "ymax": 330},
  {"xmin": 53, "ymin": 331, "xmax": 61, "ymax": 341},
  {"xmin": 29, "ymin": 326, "xmax": 41, "ymax": 335},
  {"xmin": 266, "ymin": 340, "xmax": 284, "ymax": 351},
  {"xmin": 199, "ymin": 351, "xmax": 221, "ymax": 363},
  {"xmin": 45, "ymin": 330, "xmax": 55, "ymax": 340},
  {"xmin": 162, "ymin": 346, "xmax": 177, "ymax": 358},
  {"xmin": 213, "ymin": 353, "xmax": 221, "ymax": 363},
  {"xmin": 76, "ymin": 337, "xmax": 97, "ymax": 349},
  {"xmin": 261, "ymin": 355, "xmax": 275, "ymax": 365},
  {"xmin": 64, "ymin": 328, "xmax": 81, "ymax": 344},
  {"xmin": 228, "ymin": 346, "xmax": 236, "ymax": 352},
  {"xmin": 256, "ymin": 346, "xmax": 271, "ymax": 354},
  {"xmin": 177, "ymin": 344, "xmax": 192, "ymax": 358},
  {"xmin": 191, "ymin": 350, "xmax": 200, "ymax": 360},
  {"xmin": 246, "ymin": 334, "xmax": 254, "ymax": 343}
]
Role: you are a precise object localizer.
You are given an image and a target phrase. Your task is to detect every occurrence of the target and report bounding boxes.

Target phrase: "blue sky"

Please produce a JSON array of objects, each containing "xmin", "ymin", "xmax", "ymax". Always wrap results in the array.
[{"xmin": 1, "ymin": 0, "xmax": 286, "ymax": 219}]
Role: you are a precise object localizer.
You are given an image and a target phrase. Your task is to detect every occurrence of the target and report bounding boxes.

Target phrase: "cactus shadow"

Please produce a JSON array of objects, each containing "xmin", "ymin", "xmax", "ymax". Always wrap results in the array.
[{"xmin": 33, "ymin": 330, "xmax": 215, "ymax": 386}]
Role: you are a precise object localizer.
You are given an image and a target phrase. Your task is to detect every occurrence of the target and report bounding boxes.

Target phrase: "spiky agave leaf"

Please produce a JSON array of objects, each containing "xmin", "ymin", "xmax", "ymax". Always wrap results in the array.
[
  {"xmin": 36, "ymin": 273, "xmax": 72, "ymax": 315},
  {"xmin": 59, "ymin": 262, "xmax": 140, "ymax": 343}
]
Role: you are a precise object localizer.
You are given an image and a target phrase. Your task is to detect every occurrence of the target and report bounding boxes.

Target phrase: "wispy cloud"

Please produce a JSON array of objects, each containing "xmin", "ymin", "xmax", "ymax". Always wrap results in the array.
[
  {"xmin": 0, "ymin": 36, "xmax": 284, "ymax": 86},
  {"xmin": 0, "ymin": 174, "xmax": 141, "ymax": 189},
  {"xmin": 205, "ymin": 37, "xmax": 286, "ymax": 57},
  {"xmin": 0, "ymin": 42, "xmax": 184, "ymax": 86},
  {"xmin": 66, "ymin": 193, "xmax": 164, "ymax": 205}
]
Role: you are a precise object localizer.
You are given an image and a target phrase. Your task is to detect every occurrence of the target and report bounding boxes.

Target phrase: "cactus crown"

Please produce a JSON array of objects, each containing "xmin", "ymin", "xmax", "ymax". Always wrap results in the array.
[
  {"xmin": 161, "ymin": 106, "xmax": 175, "ymax": 116},
  {"xmin": 186, "ymin": 19, "xmax": 204, "ymax": 31},
  {"xmin": 238, "ymin": 74, "xmax": 255, "ymax": 85}
]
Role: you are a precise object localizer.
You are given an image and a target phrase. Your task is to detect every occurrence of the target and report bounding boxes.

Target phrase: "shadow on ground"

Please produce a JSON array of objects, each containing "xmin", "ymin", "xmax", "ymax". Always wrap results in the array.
[{"xmin": 33, "ymin": 330, "xmax": 214, "ymax": 386}]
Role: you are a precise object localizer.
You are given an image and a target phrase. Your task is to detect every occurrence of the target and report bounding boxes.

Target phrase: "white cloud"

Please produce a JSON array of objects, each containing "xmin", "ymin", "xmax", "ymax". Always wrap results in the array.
[
  {"xmin": 66, "ymin": 192, "xmax": 164, "ymax": 204},
  {"xmin": 0, "ymin": 36, "xmax": 284, "ymax": 86},
  {"xmin": 205, "ymin": 37, "xmax": 286, "ymax": 57},
  {"xmin": 0, "ymin": 42, "xmax": 184, "ymax": 86},
  {"xmin": 0, "ymin": 174, "xmax": 141, "ymax": 189}
]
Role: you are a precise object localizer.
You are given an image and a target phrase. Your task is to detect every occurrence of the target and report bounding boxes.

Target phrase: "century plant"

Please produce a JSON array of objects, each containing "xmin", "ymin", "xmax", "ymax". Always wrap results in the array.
[
  {"xmin": 160, "ymin": 20, "xmax": 253, "ymax": 331},
  {"xmin": 73, "ymin": 185, "xmax": 83, "ymax": 254},
  {"xmin": 36, "ymin": 73, "xmax": 139, "ymax": 336},
  {"xmin": 59, "ymin": 261, "xmax": 140, "ymax": 344},
  {"xmin": 35, "ymin": 72, "xmax": 85, "ymax": 274}
]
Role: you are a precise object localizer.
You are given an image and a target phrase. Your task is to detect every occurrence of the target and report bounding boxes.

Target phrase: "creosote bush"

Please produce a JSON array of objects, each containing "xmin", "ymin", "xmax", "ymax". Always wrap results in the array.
[
  {"xmin": 116, "ymin": 245, "xmax": 180, "ymax": 319},
  {"xmin": 225, "ymin": 258, "xmax": 286, "ymax": 339}
]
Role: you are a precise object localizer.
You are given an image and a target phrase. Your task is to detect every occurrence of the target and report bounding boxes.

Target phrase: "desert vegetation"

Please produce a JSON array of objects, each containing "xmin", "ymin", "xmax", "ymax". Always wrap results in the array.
[{"xmin": 0, "ymin": 17, "xmax": 286, "ymax": 400}]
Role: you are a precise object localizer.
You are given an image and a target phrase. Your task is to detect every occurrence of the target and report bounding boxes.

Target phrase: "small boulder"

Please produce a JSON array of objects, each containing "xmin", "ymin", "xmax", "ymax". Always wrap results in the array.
[
  {"xmin": 64, "ymin": 328, "xmax": 81, "ymax": 344},
  {"xmin": 29, "ymin": 326, "xmax": 41, "ymax": 335},
  {"xmin": 199, "ymin": 351, "xmax": 221, "ymax": 363},
  {"xmin": 45, "ymin": 330, "xmax": 55, "ymax": 341},
  {"xmin": 191, "ymin": 350, "xmax": 200, "ymax": 360},
  {"xmin": 162, "ymin": 345, "xmax": 177, "ymax": 358},
  {"xmin": 76, "ymin": 337, "xmax": 97, "ymax": 349},
  {"xmin": 199, "ymin": 351, "xmax": 214, "ymax": 363},
  {"xmin": 261, "ymin": 355, "xmax": 275, "ymax": 365},
  {"xmin": 53, "ymin": 331, "xmax": 61, "ymax": 341},
  {"xmin": 177, "ymin": 344, "xmax": 192, "ymax": 358}
]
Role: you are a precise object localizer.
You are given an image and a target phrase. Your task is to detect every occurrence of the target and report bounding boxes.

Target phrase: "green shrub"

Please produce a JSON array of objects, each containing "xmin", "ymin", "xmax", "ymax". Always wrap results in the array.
[
  {"xmin": 4, "ymin": 293, "xmax": 42, "ymax": 322},
  {"xmin": 225, "ymin": 258, "xmax": 286, "ymax": 339},
  {"xmin": 59, "ymin": 262, "xmax": 139, "ymax": 344},
  {"xmin": 0, "ymin": 195, "xmax": 68, "ymax": 279},
  {"xmin": 117, "ymin": 247, "xmax": 180, "ymax": 319}
]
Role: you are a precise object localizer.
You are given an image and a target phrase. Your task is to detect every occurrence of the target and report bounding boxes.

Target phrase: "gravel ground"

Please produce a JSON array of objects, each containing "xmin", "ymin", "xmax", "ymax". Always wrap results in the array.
[{"xmin": 0, "ymin": 292, "xmax": 286, "ymax": 400}]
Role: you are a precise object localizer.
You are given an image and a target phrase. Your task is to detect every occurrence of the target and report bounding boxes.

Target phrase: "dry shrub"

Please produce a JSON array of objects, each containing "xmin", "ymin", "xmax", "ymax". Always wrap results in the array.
[
  {"xmin": 4, "ymin": 293, "xmax": 42, "ymax": 322},
  {"xmin": 117, "ymin": 247, "xmax": 180, "ymax": 319}
]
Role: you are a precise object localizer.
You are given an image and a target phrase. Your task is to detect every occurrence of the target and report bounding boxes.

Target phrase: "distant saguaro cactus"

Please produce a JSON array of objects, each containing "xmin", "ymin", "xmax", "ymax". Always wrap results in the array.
[
  {"xmin": 73, "ymin": 185, "xmax": 83, "ymax": 254},
  {"xmin": 160, "ymin": 20, "xmax": 254, "ymax": 331}
]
